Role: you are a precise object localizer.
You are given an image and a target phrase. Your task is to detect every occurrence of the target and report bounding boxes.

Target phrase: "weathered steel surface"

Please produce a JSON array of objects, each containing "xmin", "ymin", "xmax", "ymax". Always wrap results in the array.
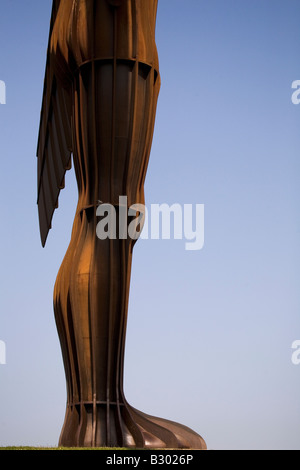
[{"xmin": 37, "ymin": 0, "xmax": 206, "ymax": 449}]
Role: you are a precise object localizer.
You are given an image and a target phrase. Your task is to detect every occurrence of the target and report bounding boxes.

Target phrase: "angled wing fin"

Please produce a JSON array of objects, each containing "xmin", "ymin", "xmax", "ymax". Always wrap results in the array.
[{"xmin": 37, "ymin": 0, "xmax": 73, "ymax": 247}]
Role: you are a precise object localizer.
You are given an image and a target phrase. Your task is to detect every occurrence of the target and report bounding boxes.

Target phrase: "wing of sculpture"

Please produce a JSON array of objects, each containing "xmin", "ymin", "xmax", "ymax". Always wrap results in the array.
[{"xmin": 37, "ymin": 0, "xmax": 72, "ymax": 247}]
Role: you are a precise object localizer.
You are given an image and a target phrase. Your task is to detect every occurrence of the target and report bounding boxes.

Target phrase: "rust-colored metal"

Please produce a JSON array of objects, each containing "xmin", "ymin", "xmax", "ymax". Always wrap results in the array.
[{"xmin": 37, "ymin": 0, "xmax": 206, "ymax": 449}]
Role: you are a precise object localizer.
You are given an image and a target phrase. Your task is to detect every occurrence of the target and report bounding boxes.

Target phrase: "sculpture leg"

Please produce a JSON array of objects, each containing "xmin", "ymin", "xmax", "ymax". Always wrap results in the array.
[
  {"xmin": 54, "ymin": 207, "xmax": 135, "ymax": 447},
  {"xmin": 54, "ymin": 209, "xmax": 206, "ymax": 449},
  {"xmin": 53, "ymin": 60, "xmax": 207, "ymax": 449}
]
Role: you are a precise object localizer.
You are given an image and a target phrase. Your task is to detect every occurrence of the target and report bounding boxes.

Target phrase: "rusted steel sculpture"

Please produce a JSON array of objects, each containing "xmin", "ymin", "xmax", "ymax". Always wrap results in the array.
[{"xmin": 37, "ymin": 0, "xmax": 206, "ymax": 449}]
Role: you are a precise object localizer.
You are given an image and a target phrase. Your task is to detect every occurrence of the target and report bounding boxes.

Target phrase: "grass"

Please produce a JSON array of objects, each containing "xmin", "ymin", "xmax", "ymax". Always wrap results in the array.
[{"xmin": 0, "ymin": 447, "xmax": 129, "ymax": 451}]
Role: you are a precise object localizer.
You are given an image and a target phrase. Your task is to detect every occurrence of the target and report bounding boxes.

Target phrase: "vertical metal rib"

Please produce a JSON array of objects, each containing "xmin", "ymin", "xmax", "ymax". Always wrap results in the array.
[
  {"xmin": 90, "ymin": 0, "xmax": 98, "ymax": 447},
  {"xmin": 115, "ymin": 0, "xmax": 139, "ymax": 447},
  {"xmin": 74, "ymin": 74, "xmax": 85, "ymax": 198},
  {"xmin": 114, "ymin": 59, "xmax": 139, "ymax": 446},
  {"xmin": 106, "ymin": 5, "xmax": 119, "ymax": 447},
  {"xmin": 77, "ymin": 70, "xmax": 93, "ymax": 447},
  {"xmin": 138, "ymin": 67, "xmax": 156, "ymax": 193}
]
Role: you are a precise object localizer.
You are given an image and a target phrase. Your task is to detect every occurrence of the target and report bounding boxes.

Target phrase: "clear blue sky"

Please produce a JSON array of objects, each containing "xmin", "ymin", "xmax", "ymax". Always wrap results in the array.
[{"xmin": 0, "ymin": 0, "xmax": 299, "ymax": 450}]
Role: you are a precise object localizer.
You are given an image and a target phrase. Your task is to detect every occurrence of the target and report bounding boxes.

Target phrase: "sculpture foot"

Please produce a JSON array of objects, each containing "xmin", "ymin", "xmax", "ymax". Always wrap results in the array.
[
  {"xmin": 124, "ymin": 404, "xmax": 207, "ymax": 450},
  {"xmin": 59, "ymin": 401, "xmax": 207, "ymax": 450}
]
